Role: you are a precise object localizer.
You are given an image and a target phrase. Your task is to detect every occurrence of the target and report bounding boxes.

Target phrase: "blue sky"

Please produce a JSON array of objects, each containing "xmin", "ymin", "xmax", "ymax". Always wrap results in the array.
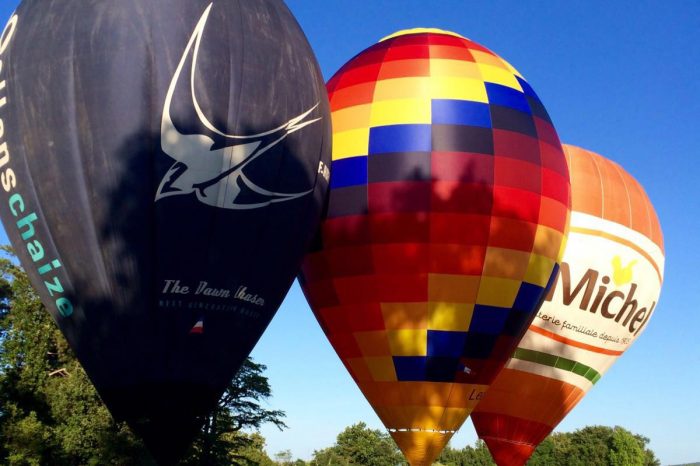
[{"xmin": 1, "ymin": 1, "xmax": 699, "ymax": 464}]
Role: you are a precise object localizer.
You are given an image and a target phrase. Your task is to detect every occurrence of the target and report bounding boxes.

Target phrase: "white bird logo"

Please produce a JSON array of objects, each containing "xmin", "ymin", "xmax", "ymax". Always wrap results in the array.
[{"xmin": 156, "ymin": 3, "xmax": 321, "ymax": 210}]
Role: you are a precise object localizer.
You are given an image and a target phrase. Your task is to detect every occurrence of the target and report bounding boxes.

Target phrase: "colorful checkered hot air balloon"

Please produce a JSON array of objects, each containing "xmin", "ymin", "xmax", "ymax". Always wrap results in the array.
[
  {"xmin": 471, "ymin": 145, "xmax": 665, "ymax": 466},
  {"xmin": 299, "ymin": 29, "xmax": 571, "ymax": 466}
]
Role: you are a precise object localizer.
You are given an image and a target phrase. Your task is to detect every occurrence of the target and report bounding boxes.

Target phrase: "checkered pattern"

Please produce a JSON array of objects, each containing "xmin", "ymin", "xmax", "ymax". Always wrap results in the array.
[{"xmin": 299, "ymin": 29, "xmax": 570, "ymax": 461}]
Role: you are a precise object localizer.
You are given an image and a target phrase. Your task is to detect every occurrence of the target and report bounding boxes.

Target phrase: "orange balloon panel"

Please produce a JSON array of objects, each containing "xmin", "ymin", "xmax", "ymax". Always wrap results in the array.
[
  {"xmin": 300, "ymin": 28, "xmax": 571, "ymax": 466},
  {"xmin": 472, "ymin": 145, "xmax": 665, "ymax": 466}
]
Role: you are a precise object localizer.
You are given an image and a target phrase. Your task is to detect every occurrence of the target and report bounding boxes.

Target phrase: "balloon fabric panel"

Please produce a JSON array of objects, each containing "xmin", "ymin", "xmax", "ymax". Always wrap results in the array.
[
  {"xmin": 300, "ymin": 29, "xmax": 570, "ymax": 466},
  {"xmin": 566, "ymin": 146, "xmax": 663, "ymax": 251},
  {"xmin": 472, "ymin": 145, "xmax": 664, "ymax": 466},
  {"xmin": 0, "ymin": 1, "xmax": 330, "ymax": 463}
]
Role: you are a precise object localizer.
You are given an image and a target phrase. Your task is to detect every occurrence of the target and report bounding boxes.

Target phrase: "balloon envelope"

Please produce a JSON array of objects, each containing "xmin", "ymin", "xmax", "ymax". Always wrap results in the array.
[
  {"xmin": 0, "ymin": 1, "xmax": 330, "ymax": 463},
  {"xmin": 300, "ymin": 29, "xmax": 570, "ymax": 466},
  {"xmin": 472, "ymin": 145, "xmax": 665, "ymax": 466}
]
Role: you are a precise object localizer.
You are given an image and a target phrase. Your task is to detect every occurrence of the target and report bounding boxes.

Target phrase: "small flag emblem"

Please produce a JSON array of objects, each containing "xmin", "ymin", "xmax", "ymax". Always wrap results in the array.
[{"xmin": 190, "ymin": 318, "xmax": 204, "ymax": 335}]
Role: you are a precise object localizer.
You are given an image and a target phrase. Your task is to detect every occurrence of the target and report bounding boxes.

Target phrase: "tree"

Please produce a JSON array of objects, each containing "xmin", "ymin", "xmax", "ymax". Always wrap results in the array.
[
  {"xmin": 435, "ymin": 426, "xmax": 659, "ymax": 466},
  {"xmin": 311, "ymin": 446, "xmax": 352, "ymax": 466},
  {"xmin": 0, "ymin": 251, "xmax": 147, "ymax": 466},
  {"xmin": 272, "ymin": 448, "xmax": 307, "ymax": 466},
  {"xmin": 637, "ymin": 435, "xmax": 660, "ymax": 466},
  {"xmin": 438, "ymin": 440, "xmax": 494, "ymax": 466},
  {"xmin": 0, "ymin": 250, "xmax": 285, "ymax": 465},
  {"xmin": 608, "ymin": 427, "xmax": 655, "ymax": 466},
  {"xmin": 181, "ymin": 358, "xmax": 287, "ymax": 466},
  {"xmin": 528, "ymin": 425, "xmax": 659, "ymax": 466},
  {"xmin": 230, "ymin": 432, "xmax": 276, "ymax": 466},
  {"xmin": 274, "ymin": 449, "xmax": 294, "ymax": 465},
  {"xmin": 310, "ymin": 422, "xmax": 403, "ymax": 466}
]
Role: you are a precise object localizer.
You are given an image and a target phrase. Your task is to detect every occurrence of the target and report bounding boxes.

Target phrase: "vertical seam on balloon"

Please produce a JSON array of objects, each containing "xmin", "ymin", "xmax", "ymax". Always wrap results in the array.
[
  {"xmin": 436, "ymin": 43, "xmax": 492, "ymax": 436},
  {"xmin": 463, "ymin": 42, "xmax": 493, "ymax": 419},
  {"xmin": 426, "ymin": 40, "xmax": 455, "ymax": 438},
  {"xmin": 587, "ymin": 149, "xmax": 606, "ymax": 222},
  {"xmin": 198, "ymin": 3, "xmax": 233, "ymax": 279},
  {"xmin": 367, "ymin": 42, "xmax": 384, "ymax": 386},
  {"xmin": 637, "ymin": 173, "xmax": 656, "ymax": 249},
  {"xmin": 639, "ymin": 180, "xmax": 654, "ymax": 247},
  {"xmin": 147, "ymin": 10, "xmax": 156, "ymax": 307},
  {"xmin": 264, "ymin": 2, "xmax": 290, "ymax": 250},
  {"xmin": 67, "ymin": 22, "xmax": 113, "ymax": 305},
  {"xmin": 542, "ymin": 377, "xmax": 562, "ymax": 436},
  {"xmin": 424, "ymin": 42, "xmax": 456, "ymax": 441},
  {"xmin": 84, "ymin": 15, "xmax": 137, "ymax": 368},
  {"xmin": 221, "ymin": 1, "xmax": 240, "ymax": 209},
  {"xmin": 231, "ymin": 0, "xmax": 259, "ymax": 278},
  {"xmin": 146, "ymin": 5, "xmax": 166, "ymax": 380},
  {"xmin": 560, "ymin": 382, "xmax": 585, "ymax": 422},
  {"xmin": 610, "ymin": 159, "xmax": 633, "ymax": 231}
]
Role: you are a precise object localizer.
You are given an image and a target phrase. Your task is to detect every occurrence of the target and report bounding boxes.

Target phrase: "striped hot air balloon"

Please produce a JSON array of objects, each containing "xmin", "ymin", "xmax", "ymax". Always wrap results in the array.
[
  {"xmin": 471, "ymin": 145, "xmax": 664, "ymax": 466},
  {"xmin": 299, "ymin": 29, "xmax": 570, "ymax": 466}
]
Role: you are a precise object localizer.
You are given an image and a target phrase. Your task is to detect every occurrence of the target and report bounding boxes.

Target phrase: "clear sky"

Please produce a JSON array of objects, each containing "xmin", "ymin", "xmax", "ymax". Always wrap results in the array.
[{"xmin": 1, "ymin": 1, "xmax": 699, "ymax": 465}]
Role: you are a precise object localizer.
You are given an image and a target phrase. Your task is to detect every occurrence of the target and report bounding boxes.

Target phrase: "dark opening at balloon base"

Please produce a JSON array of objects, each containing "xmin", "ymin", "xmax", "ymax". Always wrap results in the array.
[
  {"xmin": 134, "ymin": 419, "xmax": 201, "ymax": 466},
  {"xmin": 101, "ymin": 382, "xmax": 221, "ymax": 465}
]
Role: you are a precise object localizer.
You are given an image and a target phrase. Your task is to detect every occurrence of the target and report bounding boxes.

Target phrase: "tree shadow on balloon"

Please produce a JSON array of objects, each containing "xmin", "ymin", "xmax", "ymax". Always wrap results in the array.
[{"xmin": 299, "ymin": 150, "xmax": 571, "ymax": 440}]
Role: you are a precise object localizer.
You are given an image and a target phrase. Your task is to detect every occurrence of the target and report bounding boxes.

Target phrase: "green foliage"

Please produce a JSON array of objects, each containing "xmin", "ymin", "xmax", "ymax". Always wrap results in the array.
[
  {"xmin": 0, "ymin": 250, "xmax": 284, "ymax": 465},
  {"xmin": 0, "ymin": 252, "xmax": 154, "ymax": 465},
  {"xmin": 567, "ymin": 425, "xmax": 613, "ymax": 465},
  {"xmin": 310, "ymin": 422, "xmax": 403, "ymax": 466},
  {"xmin": 274, "ymin": 449, "xmax": 295, "ymax": 465},
  {"xmin": 437, "ymin": 440, "xmax": 495, "ymax": 466},
  {"xmin": 528, "ymin": 425, "xmax": 659, "ymax": 466},
  {"xmin": 311, "ymin": 446, "xmax": 352, "ymax": 466},
  {"xmin": 220, "ymin": 432, "xmax": 276, "ymax": 466},
  {"xmin": 181, "ymin": 358, "xmax": 287, "ymax": 466},
  {"xmin": 607, "ymin": 428, "xmax": 654, "ymax": 466},
  {"xmin": 527, "ymin": 433, "xmax": 570, "ymax": 465},
  {"xmin": 437, "ymin": 427, "xmax": 659, "ymax": 466},
  {"xmin": 0, "ymin": 253, "xmax": 151, "ymax": 466}
]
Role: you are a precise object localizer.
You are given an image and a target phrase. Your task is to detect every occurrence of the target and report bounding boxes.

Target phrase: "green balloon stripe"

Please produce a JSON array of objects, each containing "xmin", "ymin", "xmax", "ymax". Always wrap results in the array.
[{"xmin": 512, "ymin": 347, "xmax": 602, "ymax": 384}]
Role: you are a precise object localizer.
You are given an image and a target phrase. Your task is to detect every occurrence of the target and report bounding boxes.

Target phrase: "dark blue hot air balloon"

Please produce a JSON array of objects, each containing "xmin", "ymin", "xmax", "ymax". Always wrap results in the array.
[{"xmin": 0, "ymin": 1, "xmax": 330, "ymax": 463}]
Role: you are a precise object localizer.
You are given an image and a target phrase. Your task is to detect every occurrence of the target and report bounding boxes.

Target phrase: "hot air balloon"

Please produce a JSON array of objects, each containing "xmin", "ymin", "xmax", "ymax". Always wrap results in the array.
[
  {"xmin": 299, "ymin": 28, "xmax": 570, "ymax": 466},
  {"xmin": 471, "ymin": 145, "xmax": 664, "ymax": 466},
  {"xmin": 0, "ymin": 1, "xmax": 330, "ymax": 463}
]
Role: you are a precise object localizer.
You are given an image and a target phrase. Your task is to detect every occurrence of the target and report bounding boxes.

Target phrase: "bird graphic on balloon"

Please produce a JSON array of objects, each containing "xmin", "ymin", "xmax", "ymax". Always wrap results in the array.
[{"xmin": 155, "ymin": 3, "xmax": 321, "ymax": 210}]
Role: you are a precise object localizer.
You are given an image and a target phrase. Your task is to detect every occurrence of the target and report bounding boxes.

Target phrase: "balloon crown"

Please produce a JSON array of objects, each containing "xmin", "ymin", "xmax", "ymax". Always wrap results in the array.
[{"xmin": 379, "ymin": 27, "xmax": 467, "ymax": 42}]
